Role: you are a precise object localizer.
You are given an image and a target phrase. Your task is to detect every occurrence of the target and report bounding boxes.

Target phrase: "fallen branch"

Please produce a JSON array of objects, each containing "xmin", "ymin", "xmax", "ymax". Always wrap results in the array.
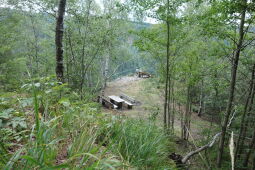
[
  {"xmin": 180, "ymin": 107, "xmax": 235, "ymax": 165},
  {"xmin": 181, "ymin": 132, "xmax": 222, "ymax": 164}
]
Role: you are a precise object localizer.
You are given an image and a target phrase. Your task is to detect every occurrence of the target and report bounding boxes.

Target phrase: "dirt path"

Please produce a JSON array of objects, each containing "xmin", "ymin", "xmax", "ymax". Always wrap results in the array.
[{"xmin": 103, "ymin": 76, "xmax": 217, "ymax": 140}]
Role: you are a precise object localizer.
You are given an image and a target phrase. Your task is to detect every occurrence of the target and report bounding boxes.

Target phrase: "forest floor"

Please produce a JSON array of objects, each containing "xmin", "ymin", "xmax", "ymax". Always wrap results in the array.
[{"xmin": 103, "ymin": 75, "xmax": 218, "ymax": 141}]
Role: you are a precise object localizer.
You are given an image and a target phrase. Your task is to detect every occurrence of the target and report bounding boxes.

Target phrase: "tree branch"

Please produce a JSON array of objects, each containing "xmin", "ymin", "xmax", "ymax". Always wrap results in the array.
[{"xmin": 181, "ymin": 132, "xmax": 222, "ymax": 164}]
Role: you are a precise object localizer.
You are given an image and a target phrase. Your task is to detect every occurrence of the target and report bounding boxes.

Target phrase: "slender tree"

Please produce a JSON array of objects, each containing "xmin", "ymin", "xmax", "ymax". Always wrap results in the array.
[
  {"xmin": 235, "ymin": 64, "xmax": 255, "ymax": 162},
  {"xmin": 80, "ymin": 0, "xmax": 92, "ymax": 98},
  {"xmin": 164, "ymin": 0, "xmax": 170, "ymax": 129},
  {"xmin": 55, "ymin": 0, "xmax": 67, "ymax": 83},
  {"xmin": 217, "ymin": 0, "xmax": 247, "ymax": 167},
  {"xmin": 243, "ymin": 125, "xmax": 255, "ymax": 167}
]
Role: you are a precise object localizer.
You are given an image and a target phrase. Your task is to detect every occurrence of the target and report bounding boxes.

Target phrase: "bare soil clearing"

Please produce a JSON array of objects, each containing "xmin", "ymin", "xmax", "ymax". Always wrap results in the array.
[{"xmin": 103, "ymin": 76, "xmax": 218, "ymax": 140}]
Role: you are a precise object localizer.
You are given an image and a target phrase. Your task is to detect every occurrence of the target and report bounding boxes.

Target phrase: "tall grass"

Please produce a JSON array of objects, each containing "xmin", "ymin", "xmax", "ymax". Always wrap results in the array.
[
  {"xmin": 0, "ymin": 142, "xmax": 8, "ymax": 166},
  {"xmin": 108, "ymin": 119, "xmax": 177, "ymax": 168},
  {"xmin": 3, "ymin": 85, "xmax": 125, "ymax": 169},
  {"xmin": 3, "ymin": 110, "xmax": 176, "ymax": 169}
]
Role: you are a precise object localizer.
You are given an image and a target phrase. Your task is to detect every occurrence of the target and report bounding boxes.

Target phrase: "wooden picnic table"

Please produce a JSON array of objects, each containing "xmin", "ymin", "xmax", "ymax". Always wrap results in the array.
[
  {"xmin": 109, "ymin": 95, "xmax": 125, "ymax": 109},
  {"xmin": 124, "ymin": 100, "xmax": 133, "ymax": 109},
  {"xmin": 109, "ymin": 95, "xmax": 125, "ymax": 102}
]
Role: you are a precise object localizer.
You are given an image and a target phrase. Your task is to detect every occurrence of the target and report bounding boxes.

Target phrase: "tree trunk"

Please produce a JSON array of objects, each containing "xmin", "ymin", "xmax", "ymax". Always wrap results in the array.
[
  {"xmin": 235, "ymin": 64, "xmax": 255, "ymax": 162},
  {"xmin": 213, "ymin": 72, "xmax": 219, "ymax": 125},
  {"xmin": 243, "ymin": 126, "xmax": 255, "ymax": 167},
  {"xmin": 80, "ymin": 0, "xmax": 92, "ymax": 99},
  {"xmin": 252, "ymin": 152, "xmax": 255, "ymax": 170},
  {"xmin": 179, "ymin": 103, "xmax": 184, "ymax": 139},
  {"xmin": 65, "ymin": 38, "xmax": 69, "ymax": 84},
  {"xmin": 183, "ymin": 85, "xmax": 191, "ymax": 141},
  {"xmin": 198, "ymin": 80, "xmax": 204, "ymax": 117},
  {"xmin": 103, "ymin": 49, "xmax": 110, "ymax": 89},
  {"xmin": 102, "ymin": 1, "xmax": 114, "ymax": 89},
  {"xmin": 238, "ymin": 77, "xmax": 255, "ymax": 158},
  {"xmin": 102, "ymin": 20, "xmax": 111, "ymax": 89},
  {"xmin": 55, "ymin": 0, "xmax": 67, "ymax": 83},
  {"xmin": 217, "ymin": 1, "xmax": 247, "ymax": 167},
  {"xmin": 167, "ymin": 71, "xmax": 172, "ymax": 129},
  {"xmin": 171, "ymin": 80, "xmax": 175, "ymax": 130},
  {"xmin": 163, "ymin": 0, "xmax": 170, "ymax": 129}
]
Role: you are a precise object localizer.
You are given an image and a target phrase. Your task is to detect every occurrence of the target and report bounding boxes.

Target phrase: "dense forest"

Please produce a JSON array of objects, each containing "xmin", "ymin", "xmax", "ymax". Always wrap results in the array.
[{"xmin": 1, "ymin": 0, "xmax": 255, "ymax": 169}]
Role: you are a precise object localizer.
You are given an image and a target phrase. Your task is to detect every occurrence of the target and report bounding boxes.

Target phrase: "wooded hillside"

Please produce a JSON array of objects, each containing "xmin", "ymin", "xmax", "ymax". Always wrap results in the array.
[{"xmin": 1, "ymin": 0, "xmax": 255, "ymax": 169}]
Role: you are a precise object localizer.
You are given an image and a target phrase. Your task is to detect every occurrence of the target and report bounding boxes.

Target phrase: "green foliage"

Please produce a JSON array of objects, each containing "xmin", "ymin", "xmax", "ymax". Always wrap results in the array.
[
  {"xmin": 0, "ymin": 96, "xmax": 29, "ymax": 150},
  {"xmin": 1, "ymin": 75, "xmax": 177, "ymax": 169},
  {"xmin": 1, "ymin": 0, "xmax": 255, "ymax": 169},
  {"xmin": 107, "ymin": 119, "xmax": 177, "ymax": 168}
]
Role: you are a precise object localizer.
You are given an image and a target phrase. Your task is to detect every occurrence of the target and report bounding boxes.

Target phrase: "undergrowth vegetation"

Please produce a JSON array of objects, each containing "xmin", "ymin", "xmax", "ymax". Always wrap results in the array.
[
  {"xmin": 0, "ymin": 77, "xmax": 177, "ymax": 169},
  {"xmin": 108, "ymin": 120, "xmax": 176, "ymax": 168}
]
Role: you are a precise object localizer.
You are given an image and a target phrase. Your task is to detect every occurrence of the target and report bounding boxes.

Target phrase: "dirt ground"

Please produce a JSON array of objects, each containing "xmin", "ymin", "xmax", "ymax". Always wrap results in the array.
[{"xmin": 102, "ymin": 75, "xmax": 218, "ymax": 141}]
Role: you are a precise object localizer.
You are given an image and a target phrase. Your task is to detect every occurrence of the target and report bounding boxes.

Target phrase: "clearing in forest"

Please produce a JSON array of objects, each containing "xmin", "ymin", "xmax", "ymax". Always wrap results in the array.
[{"xmin": 103, "ymin": 76, "xmax": 217, "ymax": 141}]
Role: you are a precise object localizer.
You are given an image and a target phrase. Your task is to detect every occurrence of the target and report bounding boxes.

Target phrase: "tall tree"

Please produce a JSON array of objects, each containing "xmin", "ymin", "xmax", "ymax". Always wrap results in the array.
[
  {"xmin": 164, "ymin": 0, "xmax": 170, "ymax": 129},
  {"xmin": 217, "ymin": 0, "xmax": 248, "ymax": 167},
  {"xmin": 55, "ymin": 0, "xmax": 67, "ymax": 83},
  {"xmin": 235, "ymin": 64, "xmax": 255, "ymax": 162}
]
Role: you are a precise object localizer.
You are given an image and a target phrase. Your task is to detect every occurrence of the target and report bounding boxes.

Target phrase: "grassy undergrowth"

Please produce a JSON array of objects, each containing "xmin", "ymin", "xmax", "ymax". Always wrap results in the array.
[
  {"xmin": 0, "ymin": 78, "xmax": 177, "ymax": 169},
  {"xmin": 107, "ymin": 119, "xmax": 177, "ymax": 169}
]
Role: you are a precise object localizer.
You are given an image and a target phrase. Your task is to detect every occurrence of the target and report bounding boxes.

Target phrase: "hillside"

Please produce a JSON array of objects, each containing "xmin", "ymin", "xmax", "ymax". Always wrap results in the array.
[{"xmin": 1, "ymin": 0, "xmax": 255, "ymax": 169}]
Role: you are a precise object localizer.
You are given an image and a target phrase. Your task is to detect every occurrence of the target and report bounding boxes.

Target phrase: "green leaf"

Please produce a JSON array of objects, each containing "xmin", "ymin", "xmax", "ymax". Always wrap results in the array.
[
  {"xmin": 0, "ymin": 109, "xmax": 14, "ymax": 119},
  {"xmin": 4, "ymin": 148, "xmax": 24, "ymax": 170},
  {"xmin": 58, "ymin": 98, "xmax": 70, "ymax": 107},
  {"xmin": 21, "ymin": 155, "xmax": 42, "ymax": 166}
]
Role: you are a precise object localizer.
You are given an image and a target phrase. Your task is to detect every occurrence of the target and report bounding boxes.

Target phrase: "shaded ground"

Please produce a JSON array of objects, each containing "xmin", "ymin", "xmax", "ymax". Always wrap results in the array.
[{"xmin": 103, "ymin": 76, "xmax": 218, "ymax": 141}]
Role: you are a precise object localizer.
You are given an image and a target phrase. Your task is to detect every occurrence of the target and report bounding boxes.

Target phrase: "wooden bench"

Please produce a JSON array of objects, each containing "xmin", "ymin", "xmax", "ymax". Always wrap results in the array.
[
  {"xmin": 109, "ymin": 95, "xmax": 125, "ymax": 109},
  {"xmin": 120, "ymin": 93, "xmax": 135, "ymax": 104},
  {"xmin": 119, "ymin": 94, "xmax": 135, "ymax": 109},
  {"xmin": 98, "ymin": 96, "xmax": 117, "ymax": 109}
]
